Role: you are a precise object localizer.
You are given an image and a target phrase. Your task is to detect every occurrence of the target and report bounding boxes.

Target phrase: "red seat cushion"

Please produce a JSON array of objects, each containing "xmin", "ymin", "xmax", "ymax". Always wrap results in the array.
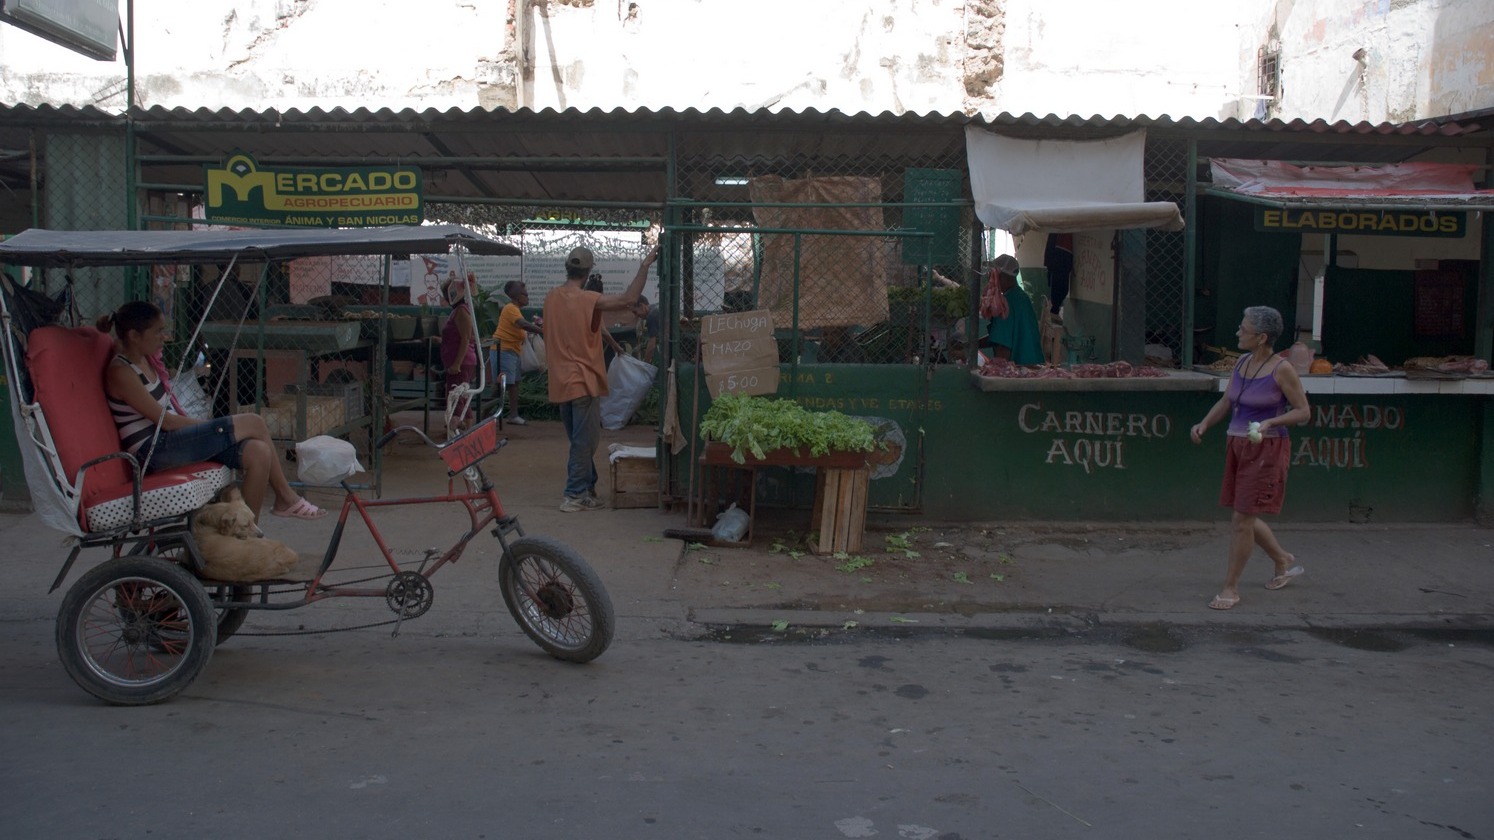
[
  {"xmin": 27, "ymin": 326, "xmax": 129, "ymax": 511},
  {"xmin": 26, "ymin": 326, "xmax": 228, "ymax": 527}
]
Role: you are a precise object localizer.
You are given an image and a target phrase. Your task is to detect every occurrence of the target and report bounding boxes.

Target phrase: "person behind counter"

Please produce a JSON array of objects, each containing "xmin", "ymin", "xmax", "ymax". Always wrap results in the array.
[
  {"xmin": 981, "ymin": 254, "xmax": 1044, "ymax": 365},
  {"xmin": 1189, "ymin": 305, "xmax": 1311, "ymax": 611},
  {"xmin": 491, "ymin": 280, "xmax": 543, "ymax": 426}
]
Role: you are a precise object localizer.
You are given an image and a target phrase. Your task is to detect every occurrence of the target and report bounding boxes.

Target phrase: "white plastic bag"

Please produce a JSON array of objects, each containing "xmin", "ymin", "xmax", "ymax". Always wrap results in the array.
[
  {"xmin": 295, "ymin": 435, "xmax": 365, "ymax": 486},
  {"xmin": 171, "ymin": 370, "xmax": 212, "ymax": 419},
  {"xmin": 600, "ymin": 353, "xmax": 658, "ymax": 430},
  {"xmin": 520, "ymin": 334, "xmax": 546, "ymax": 373}
]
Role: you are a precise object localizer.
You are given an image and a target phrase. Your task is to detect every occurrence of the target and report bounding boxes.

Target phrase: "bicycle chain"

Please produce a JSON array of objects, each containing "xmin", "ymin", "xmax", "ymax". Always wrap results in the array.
[
  {"xmin": 234, "ymin": 617, "xmax": 412, "ymax": 637},
  {"xmin": 225, "ymin": 565, "xmax": 432, "ymax": 637}
]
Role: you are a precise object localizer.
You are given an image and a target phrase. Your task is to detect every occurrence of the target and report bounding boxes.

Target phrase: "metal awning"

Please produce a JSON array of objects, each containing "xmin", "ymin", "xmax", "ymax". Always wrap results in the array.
[
  {"xmin": 1206, "ymin": 158, "xmax": 1494, "ymax": 212},
  {"xmin": 0, "ymin": 223, "xmax": 520, "ymax": 267}
]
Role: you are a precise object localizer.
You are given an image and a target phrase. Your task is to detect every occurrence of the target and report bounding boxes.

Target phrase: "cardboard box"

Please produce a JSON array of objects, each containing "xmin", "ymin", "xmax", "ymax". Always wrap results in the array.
[
  {"xmin": 242, "ymin": 394, "xmax": 345, "ymax": 440},
  {"xmin": 609, "ymin": 456, "xmax": 659, "ymax": 509}
]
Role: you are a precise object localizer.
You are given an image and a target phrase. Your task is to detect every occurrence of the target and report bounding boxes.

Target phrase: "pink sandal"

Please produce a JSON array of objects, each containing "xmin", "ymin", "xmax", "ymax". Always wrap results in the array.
[{"xmin": 271, "ymin": 497, "xmax": 327, "ymax": 520}]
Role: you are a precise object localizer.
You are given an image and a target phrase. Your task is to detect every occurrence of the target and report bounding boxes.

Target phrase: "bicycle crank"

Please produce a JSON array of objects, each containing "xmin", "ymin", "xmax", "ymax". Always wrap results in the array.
[{"xmin": 385, "ymin": 571, "xmax": 434, "ymax": 621}]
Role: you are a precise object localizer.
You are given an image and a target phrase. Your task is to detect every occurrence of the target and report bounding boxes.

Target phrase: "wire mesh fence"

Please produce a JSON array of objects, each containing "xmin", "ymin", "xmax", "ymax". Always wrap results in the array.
[
  {"xmin": 668, "ymin": 150, "xmax": 977, "ymax": 368},
  {"xmin": 1142, "ymin": 134, "xmax": 1191, "ymax": 366}
]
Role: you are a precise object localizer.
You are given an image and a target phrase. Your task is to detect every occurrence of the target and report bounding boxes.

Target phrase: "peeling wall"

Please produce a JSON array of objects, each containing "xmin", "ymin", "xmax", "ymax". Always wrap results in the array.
[
  {"xmin": 1264, "ymin": 0, "xmax": 1494, "ymax": 122},
  {"xmin": 0, "ymin": 0, "xmax": 1489, "ymax": 121}
]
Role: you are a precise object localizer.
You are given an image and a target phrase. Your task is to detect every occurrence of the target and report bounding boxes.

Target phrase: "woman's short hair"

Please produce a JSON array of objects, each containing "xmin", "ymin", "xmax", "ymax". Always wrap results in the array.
[{"xmin": 1243, "ymin": 306, "xmax": 1284, "ymax": 346}]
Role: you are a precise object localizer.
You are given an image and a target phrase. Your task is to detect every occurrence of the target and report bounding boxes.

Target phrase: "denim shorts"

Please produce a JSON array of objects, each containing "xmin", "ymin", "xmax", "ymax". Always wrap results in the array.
[
  {"xmin": 499, "ymin": 349, "xmax": 522, "ymax": 387},
  {"xmin": 142, "ymin": 417, "xmax": 243, "ymax": 473}
]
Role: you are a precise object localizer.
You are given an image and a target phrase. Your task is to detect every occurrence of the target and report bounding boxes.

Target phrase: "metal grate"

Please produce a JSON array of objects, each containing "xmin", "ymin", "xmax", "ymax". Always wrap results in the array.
[{"xmin": 1142, "ymin": 134, "xmax": 1191, "ymax": 367}]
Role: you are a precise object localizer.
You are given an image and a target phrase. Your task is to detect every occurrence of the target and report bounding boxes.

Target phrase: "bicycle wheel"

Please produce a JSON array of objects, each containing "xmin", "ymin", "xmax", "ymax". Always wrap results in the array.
[
  {"xmin": 128, "ymin": 542, "xmax": 248, "ymax": 645},
  {"xmin": 498, "ymin": 536, "xmax": 614, "ymax": 663},
  {"xmin": 57, "ymin": 556, "xmax": 216, "ymax": 706}
]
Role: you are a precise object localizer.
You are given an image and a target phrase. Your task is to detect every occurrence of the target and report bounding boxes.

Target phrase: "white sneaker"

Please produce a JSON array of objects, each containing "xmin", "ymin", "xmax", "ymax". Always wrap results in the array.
[
  {"xmin": 508, "ymin": 415, "xmax": 528, "ymax": 426},
  {"xmin": 559, "ymin": 495, "xmax": 603, "ymax": 512}
]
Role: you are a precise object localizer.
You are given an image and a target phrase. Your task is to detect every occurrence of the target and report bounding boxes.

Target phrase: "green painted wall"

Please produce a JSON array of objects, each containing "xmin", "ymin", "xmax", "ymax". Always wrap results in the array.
[{"xmin": 677, "ymin": 364, "xmax": 1482, "ymax": 523}]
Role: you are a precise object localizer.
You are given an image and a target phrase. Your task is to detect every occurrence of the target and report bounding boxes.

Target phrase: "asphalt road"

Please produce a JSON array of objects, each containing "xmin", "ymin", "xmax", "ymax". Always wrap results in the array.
[{"xmin": 2, "ymin": 611, "xmax": 1488, "ymax": 840}]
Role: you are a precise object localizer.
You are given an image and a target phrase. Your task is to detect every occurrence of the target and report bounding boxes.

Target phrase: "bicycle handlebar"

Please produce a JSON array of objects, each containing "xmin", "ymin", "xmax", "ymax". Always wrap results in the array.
[{"xmin": 376, "ymin": 424, "xmax": 439, "ymax": 450}]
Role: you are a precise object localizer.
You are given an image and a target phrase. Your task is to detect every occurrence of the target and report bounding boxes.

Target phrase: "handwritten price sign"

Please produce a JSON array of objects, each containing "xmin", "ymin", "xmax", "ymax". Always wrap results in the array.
[{"xmin": 701, "ymin": 309, "xmax": 779, "ymax": 397}]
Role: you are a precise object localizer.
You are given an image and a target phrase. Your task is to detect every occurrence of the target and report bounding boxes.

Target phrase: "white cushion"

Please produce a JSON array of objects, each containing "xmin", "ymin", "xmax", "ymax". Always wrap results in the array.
[{"xmin": 83, "ymin": 465, "xmax": 233, "ymax": 532}]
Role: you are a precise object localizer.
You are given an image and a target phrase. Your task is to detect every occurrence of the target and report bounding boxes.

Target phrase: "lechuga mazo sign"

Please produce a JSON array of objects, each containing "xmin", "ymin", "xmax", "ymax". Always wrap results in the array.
[{"xmin": 204, "ymin": 152, "xmax": 424, "ymax": 227}]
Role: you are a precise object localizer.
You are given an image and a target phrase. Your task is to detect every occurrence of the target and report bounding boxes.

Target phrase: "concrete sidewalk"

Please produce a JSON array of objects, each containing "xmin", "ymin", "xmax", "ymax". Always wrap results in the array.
[{"xmin": 2, "ymin": 414, "xmax": 1491, "ymax": 636}]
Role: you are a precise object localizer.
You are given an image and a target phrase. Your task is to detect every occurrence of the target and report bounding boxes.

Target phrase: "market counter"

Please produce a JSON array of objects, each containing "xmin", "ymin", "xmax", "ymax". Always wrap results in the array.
[
  {"xmin": 971, "ymin": 368, "xmax": 1217, "ymax": 392},
  {"xmin": 671, "ymin": 363, "xmax": 1490, "ymax": 525},
  {"xmin": 1239, "ymin": 373, "xmax": 1494, "ymax": 396}
]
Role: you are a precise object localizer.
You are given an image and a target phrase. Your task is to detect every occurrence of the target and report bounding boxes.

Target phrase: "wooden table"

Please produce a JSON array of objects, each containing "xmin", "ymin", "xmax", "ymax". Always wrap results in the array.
[{"xmin": 696, "ymin": 442, "xmax": 870, "ymax": 553}]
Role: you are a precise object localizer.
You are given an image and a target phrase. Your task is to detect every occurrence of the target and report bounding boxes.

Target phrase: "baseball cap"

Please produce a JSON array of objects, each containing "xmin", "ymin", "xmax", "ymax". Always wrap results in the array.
[
  {"xmin": 566, "ymin": 247, "xmax": 595, "ymax": 271},
  {"xmin": 991, "ymin": 254, "xmax": 1020, "ymax": 277}
]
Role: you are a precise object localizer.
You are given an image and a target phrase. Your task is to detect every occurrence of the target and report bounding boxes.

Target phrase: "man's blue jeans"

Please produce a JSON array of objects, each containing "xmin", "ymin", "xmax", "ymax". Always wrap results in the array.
[{"xmin": 560, "ymin": 395, "xmax": 600, "ymax": 498}]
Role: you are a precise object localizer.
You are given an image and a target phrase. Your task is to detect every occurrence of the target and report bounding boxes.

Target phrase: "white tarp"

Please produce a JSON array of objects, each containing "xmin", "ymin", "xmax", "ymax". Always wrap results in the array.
[{"xmin": 965, "ymin": 128, "xmax": 1184, "ymax": 235}]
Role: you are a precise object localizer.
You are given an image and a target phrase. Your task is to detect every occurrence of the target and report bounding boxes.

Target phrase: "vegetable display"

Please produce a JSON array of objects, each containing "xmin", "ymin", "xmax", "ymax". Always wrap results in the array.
[{"xmin": 700, "ymin": 393, "xmax": 876, "ymax": 464}]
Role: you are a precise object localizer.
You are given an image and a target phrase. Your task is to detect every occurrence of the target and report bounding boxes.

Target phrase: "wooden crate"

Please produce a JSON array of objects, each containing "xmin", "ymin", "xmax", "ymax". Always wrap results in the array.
[
  {"xmin": 809, "ymin": 467, "xmax": 869, "ymax": 554},
  {"xmin": 610, "ymin": 456, "xmax": 659, "ymax": 509}
]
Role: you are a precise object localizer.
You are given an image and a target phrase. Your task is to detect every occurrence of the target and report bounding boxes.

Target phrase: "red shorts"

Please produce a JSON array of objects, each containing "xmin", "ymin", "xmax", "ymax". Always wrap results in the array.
[{"xmin": 1219, "ymin": 435, "xmax": 1289, "ymax": 515}]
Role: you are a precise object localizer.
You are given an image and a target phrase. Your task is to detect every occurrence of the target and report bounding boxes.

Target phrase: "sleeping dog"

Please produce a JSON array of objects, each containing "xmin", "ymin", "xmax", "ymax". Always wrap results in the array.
[{"xmin": 191, "ymin": 487, "xmax": 299, "ymax": 582}]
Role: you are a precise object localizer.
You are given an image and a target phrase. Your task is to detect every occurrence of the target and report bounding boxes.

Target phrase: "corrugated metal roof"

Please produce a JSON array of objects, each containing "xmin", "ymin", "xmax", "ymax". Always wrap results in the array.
[
  {"xmin": 5, "ymin": 101, "xmax": 1486, "ymax": 136},
  {"xmin": 1, "ymin": 104, "xmax": 1488, "ymax": 204}
]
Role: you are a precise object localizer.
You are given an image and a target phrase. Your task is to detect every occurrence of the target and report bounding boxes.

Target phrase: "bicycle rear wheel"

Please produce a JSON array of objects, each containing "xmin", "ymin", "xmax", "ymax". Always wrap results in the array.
[
  {"xmin": 57, "ymin": 556, "xmax": 215, "ymax": 705},
  {"xmin": 498, "ymin": 536, "xmax": 614, "ymax": 663}
]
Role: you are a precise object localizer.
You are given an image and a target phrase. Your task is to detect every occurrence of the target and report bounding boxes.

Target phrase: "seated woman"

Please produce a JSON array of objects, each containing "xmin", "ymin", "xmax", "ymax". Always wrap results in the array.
[{"xmin": 98, "ymin": 301, "xmax": 327, "ymax": 523}]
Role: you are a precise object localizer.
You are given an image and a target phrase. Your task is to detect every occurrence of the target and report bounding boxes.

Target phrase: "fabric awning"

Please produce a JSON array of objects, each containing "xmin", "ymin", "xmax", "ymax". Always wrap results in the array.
[
  {"xmin": 0, "ymin": 224, "xmax": 520, "ymax": 268},
  {"xmin": 1207, "ymin": 159, "xmax": 1494, "ymax": 211},
  {"xmin": 965, "ymin": 128, "xmax": 1184, "ymax": 235}
]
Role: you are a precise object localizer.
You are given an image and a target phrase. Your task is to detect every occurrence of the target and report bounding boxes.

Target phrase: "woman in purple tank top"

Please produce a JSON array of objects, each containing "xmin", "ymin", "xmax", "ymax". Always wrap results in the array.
[{"xmin": 1189, "ymin": 306, "xmax": 1311, "ymax": 610}]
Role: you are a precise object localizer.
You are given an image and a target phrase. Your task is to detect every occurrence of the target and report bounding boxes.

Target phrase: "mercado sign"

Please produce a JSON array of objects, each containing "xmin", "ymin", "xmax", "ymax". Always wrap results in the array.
[
  {"xmin": 204, "ymin": 152, "xmax": 423, "ymax": 228},
  {"xmin": 1254, "ymin": 207, "xmax": 1465, "ymax": 238}
]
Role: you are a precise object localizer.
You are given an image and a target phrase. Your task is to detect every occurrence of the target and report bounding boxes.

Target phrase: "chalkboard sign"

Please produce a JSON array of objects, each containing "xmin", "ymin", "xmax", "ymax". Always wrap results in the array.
[{"xmin": 700, "ymin": 309, "xmax": 779, "ymax": 397}]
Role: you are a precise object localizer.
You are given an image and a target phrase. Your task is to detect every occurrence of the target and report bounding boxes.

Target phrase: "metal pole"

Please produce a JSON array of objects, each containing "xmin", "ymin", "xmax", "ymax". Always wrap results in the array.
[{"xmin": 1183, "ymin": 138, "xmax": 1198, "ymax": 368}]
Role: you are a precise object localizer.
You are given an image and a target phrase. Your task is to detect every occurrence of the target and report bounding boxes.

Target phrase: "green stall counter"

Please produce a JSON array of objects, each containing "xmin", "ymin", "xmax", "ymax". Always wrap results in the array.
[{"xmin": 672, "ymin": 364, "xmax": 1487, "ymax": 524}]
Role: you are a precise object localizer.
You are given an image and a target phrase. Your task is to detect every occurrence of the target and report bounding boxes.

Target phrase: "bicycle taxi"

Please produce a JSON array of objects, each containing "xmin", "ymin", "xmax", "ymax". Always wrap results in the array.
[{"xmin": 0, "ymin": 226, "xmax": 614, "ymax": 705}]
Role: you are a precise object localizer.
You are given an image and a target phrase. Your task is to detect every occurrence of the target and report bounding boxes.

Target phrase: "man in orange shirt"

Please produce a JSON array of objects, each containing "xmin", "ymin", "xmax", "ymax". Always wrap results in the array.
[{"xmin": 543, "ymin": 243, "xmax": 660, "ymax": 511}]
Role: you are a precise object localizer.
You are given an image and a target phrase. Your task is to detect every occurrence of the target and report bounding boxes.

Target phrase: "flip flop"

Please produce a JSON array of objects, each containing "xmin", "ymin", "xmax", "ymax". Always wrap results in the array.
[
  {"xmin": 1265, "ymin": 565, "xmax": 1305, "ymax": 590},
  {"xmin": 271, "ymin": 497, "xmax": 327, "ymax": 520},
  {"xmin": 1208, "ymin": 594, "xmax": 1240, "ymax": 611}
]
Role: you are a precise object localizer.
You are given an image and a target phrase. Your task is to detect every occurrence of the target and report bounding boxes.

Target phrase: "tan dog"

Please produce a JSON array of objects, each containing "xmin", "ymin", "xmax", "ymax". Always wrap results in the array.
[{"xmin": 192, "ymin": 487, "xmax": 299, "ymax": 582}]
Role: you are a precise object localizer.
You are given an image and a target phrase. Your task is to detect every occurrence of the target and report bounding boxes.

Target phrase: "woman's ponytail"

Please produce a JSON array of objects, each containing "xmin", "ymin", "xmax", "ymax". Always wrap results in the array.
[{"xmin": 98, "ymin": 300, "xmax": 162, "ymax": 338}]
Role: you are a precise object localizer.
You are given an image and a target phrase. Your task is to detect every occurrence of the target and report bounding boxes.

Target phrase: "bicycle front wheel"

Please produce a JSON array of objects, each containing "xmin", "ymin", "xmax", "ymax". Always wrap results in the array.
[{"xmin": 498, "ymin": 536, "xmax": 614, "ymax": 663}]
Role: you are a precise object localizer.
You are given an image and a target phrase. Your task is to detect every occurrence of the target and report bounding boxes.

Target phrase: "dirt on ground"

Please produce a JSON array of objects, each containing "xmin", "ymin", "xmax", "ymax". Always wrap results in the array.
[{"xmin": 668, "ymin": 512, "xmax": 1217, "ymax": 614}]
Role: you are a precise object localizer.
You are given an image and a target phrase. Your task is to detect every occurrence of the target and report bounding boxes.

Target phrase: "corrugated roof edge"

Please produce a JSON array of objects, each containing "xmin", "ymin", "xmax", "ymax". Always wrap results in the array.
[{"xmin": 0, "ymin": 103, "xmax": 1487, "ymax": 138}]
